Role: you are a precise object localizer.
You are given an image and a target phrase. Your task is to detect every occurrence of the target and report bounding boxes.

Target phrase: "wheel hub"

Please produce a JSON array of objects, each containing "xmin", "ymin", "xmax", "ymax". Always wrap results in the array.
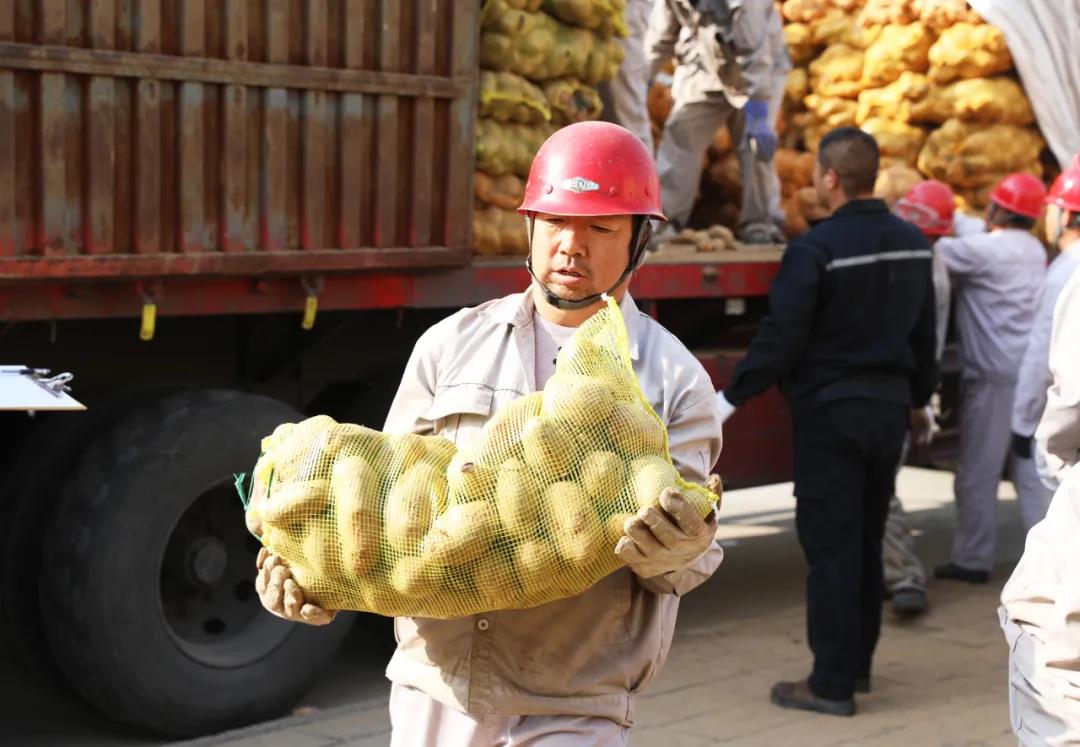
[{"xmin": 185, "ymin": 537, "xmax": 229, "ymax": 587}]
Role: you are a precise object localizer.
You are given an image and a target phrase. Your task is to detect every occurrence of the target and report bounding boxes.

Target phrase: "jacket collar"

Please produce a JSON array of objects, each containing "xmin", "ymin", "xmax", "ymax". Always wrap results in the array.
[
  {"xmin": 481, "ymin": 288, "xmax": 642, "ymax": 361},
  {"xmin": 832, "ymin": 198, "xmax": 889, "ymax": 218}
]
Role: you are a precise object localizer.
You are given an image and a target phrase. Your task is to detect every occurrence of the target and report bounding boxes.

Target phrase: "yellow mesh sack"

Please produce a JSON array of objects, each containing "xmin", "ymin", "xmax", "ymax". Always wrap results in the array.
[
  {"xmin": 473, "ymin": 204, "xmax": 530, "ymax": 255},
  {"xmin": 927, "ymin": 23, "xmax": 1012, "ymax": 84},
  {"xmin": 809, "ymin": 44, "xmax": 866, "ymax": 99},
  {"xmin": 543, "ymin": 78, "xmax": 604, "ymax": 124},
  {"xmin": 479, "ymin": 70, "xmax": 553, "ymax": 124},
  {"xmin": 475, "ymin": 171, "xmax": 527, "ymax": 211},
  {"xmin": 476, "ymin": 118, "xmax": 559, "ymax": 177},
  {"xmin": 542, "ymin": 0, "xmax": 629, "ymax": 38},
  {"xmin": 240, "ymin": 298, "xmax": 722, "ymax": 619}
]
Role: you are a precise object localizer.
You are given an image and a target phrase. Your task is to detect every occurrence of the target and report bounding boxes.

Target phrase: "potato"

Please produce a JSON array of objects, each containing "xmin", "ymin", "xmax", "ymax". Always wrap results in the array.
[
  {"xmin": 424, "ymin": 436, "xmax": 457, "ymax": 467},
  {"xmin": 474, "ymin": 555, "xmax": 520, "ymax": 609},
  {"xmin": 384, "ymin": 463, "xmax": 447, "ymax": 552},
  {"xmin": 545, "ymin": 482, "xmax": 602, "ymax": 565},
  {"xmin": 608, "ymin": 403, "xmax": 666, "ymax": 456},
  {"xmin": 476, "ymin": 393, "xmax": 543, "ymax": 466},
  {"xmin": 515, "ymin": 539, "xmax": 556, "ymax": 598},
  {"xmin": 541, "ymin": 373, "xmax": 615, "ymax": 428},
  {"xmin": 390, "ymin": 557, "xmax": 442, "ymax": 598},
  {"xmin": 580, "ymin": 451, "xmax": 626, "ymax": 508},
  {"xmin": 301, "ymin": 521, "xmax": 345, "ymax": 581},
  {"xmin": 332, "ymin": 455, "xmax": 382, "ymax": 575},
  {"xmin": 495, "ymin": 457, "xmax": 542, "ymax": 537},
  {"xmin": 521, "ymin": 417, "xmax": 577, "ymax": 478},
  {"xmin": 605, "ymin": 511, "xmax": 635, "ymax": 547},
  {"xmin": 421, "ymin": 502, "xmax": 500, "ymax": 565},
  {"xmin": 387, "ymin": 433, "xmax": 429, "ymax": 478},
  {"xmin": 447, "ymin": 451, "xmax": 497, "ymax": 504},
  {"xmin": 260, "ymin": 479, "xmax": 330, "ymax": 524},
  {"xmin": 629, "ymin": 456, "xmax": 677, "ymax": 509}
]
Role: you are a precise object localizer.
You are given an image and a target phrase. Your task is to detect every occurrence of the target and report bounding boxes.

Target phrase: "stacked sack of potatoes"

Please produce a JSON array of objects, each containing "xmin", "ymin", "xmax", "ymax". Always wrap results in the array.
[
  {"xmin": 474, "ymin": 0, "xmax": 627, "ymax": 255},
  {"xmin": 782, "ymin": 0, "xmax": 1046, "ymax": 216}
]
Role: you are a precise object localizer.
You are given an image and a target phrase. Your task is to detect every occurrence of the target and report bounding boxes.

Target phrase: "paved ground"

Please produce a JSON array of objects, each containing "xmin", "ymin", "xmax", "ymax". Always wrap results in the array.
[{"xmin": 7, "ymin": 468, "xmax": 1026, "ymax": 746}]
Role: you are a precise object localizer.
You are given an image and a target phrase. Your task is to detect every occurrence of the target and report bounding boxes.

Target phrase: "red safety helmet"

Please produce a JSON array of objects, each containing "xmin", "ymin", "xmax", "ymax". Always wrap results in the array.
[
  {"xmin": 1046, "ymin": 154, "xmax": 1080, "ymax": 214},
  {"xmin": 895, "ymin": 180, "xmax": 956, "ymax": 236},
  {"xmin": 988, "ymin": 172, "xmax": 1047, "ymax": 220},
  {"xmin": 519, "ymin": 121, "xmax": 665, "ymax": 221}
]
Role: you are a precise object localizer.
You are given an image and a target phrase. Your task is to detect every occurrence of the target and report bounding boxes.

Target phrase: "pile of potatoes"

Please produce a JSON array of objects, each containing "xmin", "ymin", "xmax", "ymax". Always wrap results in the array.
[
  {"xmin": 473, "ymin": 0, "xmax": 625, "ymax": 256},
  {"xmin": 245, "ymin": 311, "xmax": 721, "ymax": 619}
]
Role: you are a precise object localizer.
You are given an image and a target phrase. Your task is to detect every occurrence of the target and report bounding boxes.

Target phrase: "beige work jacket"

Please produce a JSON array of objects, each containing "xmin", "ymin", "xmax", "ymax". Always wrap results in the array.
[{"xmin": 382, "ymin": 290, "xmax": 724, "ymax": 726}]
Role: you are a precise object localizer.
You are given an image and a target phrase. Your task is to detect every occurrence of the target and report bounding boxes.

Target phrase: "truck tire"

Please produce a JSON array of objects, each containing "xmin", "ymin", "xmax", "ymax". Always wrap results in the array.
[
  {"xmin": 0, "ymin": 389, "xmax": 178, "ymax": 688},
  {"xmin": 39, "ymin": 390, "xmax": 354, "ymax": 738}
]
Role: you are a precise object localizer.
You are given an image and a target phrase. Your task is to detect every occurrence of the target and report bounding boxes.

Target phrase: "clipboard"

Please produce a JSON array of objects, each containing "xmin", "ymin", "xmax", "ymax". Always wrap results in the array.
[{"xmin": 0, "ymin": 366, "xmax": 86, "ymax": 411}]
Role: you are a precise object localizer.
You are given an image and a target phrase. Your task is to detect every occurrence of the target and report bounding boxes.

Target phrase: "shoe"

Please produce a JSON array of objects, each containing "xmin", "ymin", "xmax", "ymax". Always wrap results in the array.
[
  {"xmin": 855, "ymin": 676, "xmax": 871, "ymax": 694},
  {"xmin": 770, "ymin": 680, "xmax": 855, "ymax": 717},
  {"xmin": 892, "ymin": 588, "xmax": 928, "ymax": 616},
  {"xmin": 934, "ymin": 563, "xmax": 990, "ymax": 584}
]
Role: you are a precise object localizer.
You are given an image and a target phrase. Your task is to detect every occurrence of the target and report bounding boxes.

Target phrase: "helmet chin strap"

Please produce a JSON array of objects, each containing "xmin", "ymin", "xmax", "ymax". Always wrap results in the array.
[{"xmin": 524, "ymin": 214, "xmax": 653, "ymax": 311}]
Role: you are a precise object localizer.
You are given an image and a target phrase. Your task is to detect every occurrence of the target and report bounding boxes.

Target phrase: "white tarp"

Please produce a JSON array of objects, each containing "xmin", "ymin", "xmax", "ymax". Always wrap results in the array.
[{"xmin": 968, "ymin": 0, "xmax": 1080, "ymax": 168}]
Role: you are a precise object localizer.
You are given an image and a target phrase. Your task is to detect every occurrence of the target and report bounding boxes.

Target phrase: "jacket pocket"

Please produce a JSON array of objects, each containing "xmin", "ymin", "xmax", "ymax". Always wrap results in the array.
[
  {"xmin": 603, "ymin": 568, "xmax": 634, "ymax": 644},
  {"xmin": 424, "ymin": 383, "xmax": 495, "ymax": 446}
]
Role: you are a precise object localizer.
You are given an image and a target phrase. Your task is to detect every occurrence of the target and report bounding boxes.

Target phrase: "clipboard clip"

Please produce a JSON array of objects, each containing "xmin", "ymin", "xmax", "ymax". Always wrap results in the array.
[{"xmin": 13, "ymin": 367, "xmax": 75, "ymax": 398}]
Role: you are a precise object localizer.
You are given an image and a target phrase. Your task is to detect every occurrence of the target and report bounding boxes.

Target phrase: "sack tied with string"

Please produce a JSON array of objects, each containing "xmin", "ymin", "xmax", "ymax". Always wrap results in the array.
[{"xmin": 239, "ymin": 298, "xmax": 722, "ymax": 620}]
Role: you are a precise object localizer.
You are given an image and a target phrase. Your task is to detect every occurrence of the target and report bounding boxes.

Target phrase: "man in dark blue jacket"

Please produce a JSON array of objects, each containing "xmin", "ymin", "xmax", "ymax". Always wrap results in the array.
[{"xmin": 716, "ymin": 127, "xmax": 939, "ymax": 716}]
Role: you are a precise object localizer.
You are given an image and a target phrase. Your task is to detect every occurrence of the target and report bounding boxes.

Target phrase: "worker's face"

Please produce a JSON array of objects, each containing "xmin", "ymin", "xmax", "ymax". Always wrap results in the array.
[{"xmin": 529, "ymin": 213, "xmax": 634, "ymax": 302}]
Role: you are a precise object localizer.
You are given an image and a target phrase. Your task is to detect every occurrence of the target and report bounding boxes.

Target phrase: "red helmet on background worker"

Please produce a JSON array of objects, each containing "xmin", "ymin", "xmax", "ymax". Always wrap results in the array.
[
  {"xmin": 988, "ymin": 172, "xmax": 1047, "ymax": 220},
  {"xmin": 519, "ymin": 121, "xmax": 664, "ymax": 310},
  {"xmin": 1045, "ymin": 154, "xmax": 1080, "ymax": 247},
  {"xmin": 1046, "ymin": 154, "xmax": 1080, "ymax": 214},
  {"xmin": 895, "ymin": 180, "xmax": 956, "ymax": 237}
]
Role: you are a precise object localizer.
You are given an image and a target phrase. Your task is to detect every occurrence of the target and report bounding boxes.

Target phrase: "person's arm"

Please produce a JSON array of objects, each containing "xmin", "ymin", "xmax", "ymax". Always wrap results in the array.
[
  {"xmin": 729, "ymin": 0, "xmax": 774, "ymax": 101},
  {"xmin": 1036, "ymin": 273, "xmax": 1080, "ymax": 474},
  {"xmin": 723, "ymin": 238, "xmax": 824, "ymax": 406},
  {"xmin": 1012, "ymin": 271, "xmax": 1061, "ymax": 442},
  {"xmin": 931, "ymin": 249, "xmax": 951, "ymax": 361},
  {"xmin": 934, "ymin": 235, "xmax": 982, "ymax": 278},
  {"xmin": 909, "ymin": 256, "xmax": 940, "ymax": 408},
  {"xmin": 382, "ymin": 326, "xmax": 443, "ymax": 436},
  {"xmin": 644, "ymin": 0, "xmax": 680, "ymax": 79}
]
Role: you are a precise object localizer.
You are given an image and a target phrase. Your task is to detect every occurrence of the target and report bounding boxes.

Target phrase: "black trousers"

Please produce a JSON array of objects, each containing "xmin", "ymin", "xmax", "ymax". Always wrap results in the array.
[{"xmin": 792, "ymin": 398, "xmax": 907, "ymax": 701}]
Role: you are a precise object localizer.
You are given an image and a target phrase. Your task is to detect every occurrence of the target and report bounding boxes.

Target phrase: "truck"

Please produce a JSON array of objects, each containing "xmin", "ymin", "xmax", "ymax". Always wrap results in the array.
[{"xmin": 0, "ymin": 1, "xmax": 905, "ymax": 738}]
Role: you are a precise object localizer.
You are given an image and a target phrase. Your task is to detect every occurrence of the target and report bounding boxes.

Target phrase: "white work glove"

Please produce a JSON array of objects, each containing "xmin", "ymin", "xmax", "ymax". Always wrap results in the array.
[
  {"xmin": 909, "ymin": 405, "xmax": 936, "ymax": 447},
  {"xmin": 615, "ymin": 486, "xmax": 719, "ymax": 580},
  {"xmin": 715, "ymin": 391, "xmax": 736, "ymax": 424},
  {"xmin": 255, "ymin": 548, "xmax": 338, "ymax": 626}
]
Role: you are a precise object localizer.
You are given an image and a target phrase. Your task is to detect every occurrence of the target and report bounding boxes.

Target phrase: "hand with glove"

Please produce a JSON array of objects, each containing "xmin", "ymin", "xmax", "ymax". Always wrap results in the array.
[
  {"xmin": 715, "ymin": 391, "xmax": 736, "ymax": 424},
  {"xmin": 255, "ymin": 548, "xmax": 338, "ymax": 626},
  {"xmin": 909, "ymin": 405, "xmax": 936, "ymax": 447},
  {"xmin": 743, "ymin": 100, "xmax": 777, "ymax": 162},
  {"xmin": 615, "ymin": 482, "xmax": 720, "ymax": 580}
]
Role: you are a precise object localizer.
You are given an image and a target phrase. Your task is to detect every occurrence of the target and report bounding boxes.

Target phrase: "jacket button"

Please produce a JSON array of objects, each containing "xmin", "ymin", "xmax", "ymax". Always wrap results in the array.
[{"xmin": 477, "ymin": 618, "xmax": 490, "ymax": 631}]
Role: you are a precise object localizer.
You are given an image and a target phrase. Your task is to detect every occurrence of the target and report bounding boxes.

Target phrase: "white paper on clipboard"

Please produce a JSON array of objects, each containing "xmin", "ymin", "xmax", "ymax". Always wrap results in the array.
[{"xmin": 0, "ymin": 366, "xmax": 86, "ymax": 411}]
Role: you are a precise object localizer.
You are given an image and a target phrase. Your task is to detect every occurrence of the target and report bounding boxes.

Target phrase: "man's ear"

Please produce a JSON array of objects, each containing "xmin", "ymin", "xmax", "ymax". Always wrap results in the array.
[{"xmin": 824, "ymin": 168, "xmax": 839, "ymax": 192}]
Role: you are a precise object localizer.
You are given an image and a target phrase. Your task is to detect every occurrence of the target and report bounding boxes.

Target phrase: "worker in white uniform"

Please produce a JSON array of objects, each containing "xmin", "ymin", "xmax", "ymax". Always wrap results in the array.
[
  {"xmin": 254, "ymin": 122, "xmax": 725, "ymax": 745},
  {"xmin": 645, "ymin": 0, "xmax": 789, "ymax": 244},
  {"xmin": 934, "ymin": 173, "xmax": 1049, "ymax": 584},
  {"xmin": 598, "ymin": 0, "xmax": 655, "ymax": 150},
  {"xmin": 999, "ymin": 160, "xmax": 1080, "ymax": 740},
  {"xmin": 1010, "ymin": 156, "xmax": 1080, "ymax": 529}
]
